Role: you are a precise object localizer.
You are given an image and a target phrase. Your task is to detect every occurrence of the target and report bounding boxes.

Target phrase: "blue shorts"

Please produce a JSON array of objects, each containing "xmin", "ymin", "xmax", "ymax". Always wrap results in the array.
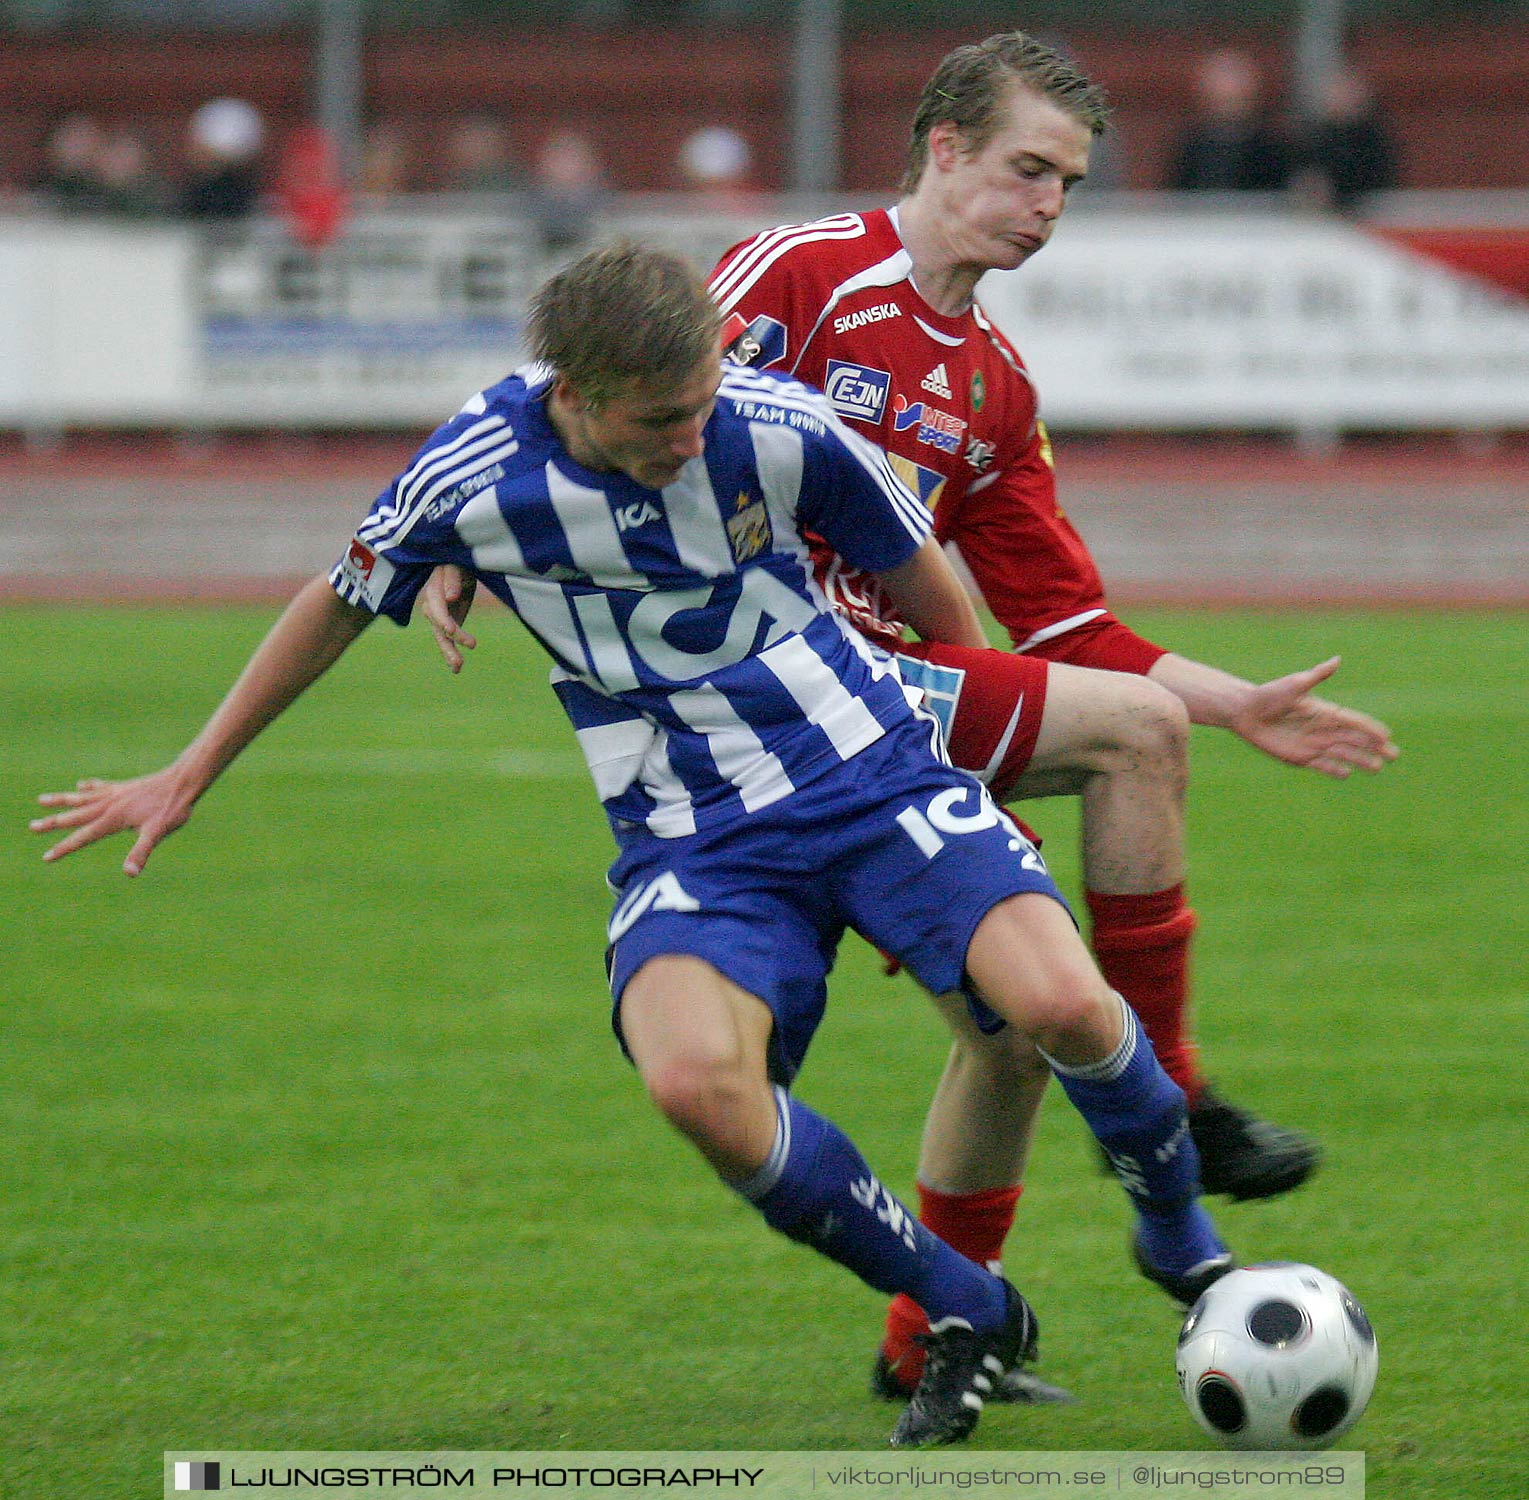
[{"xmin": 605, "ymin": 716, "xmax": 1068, "ymax": 1083}]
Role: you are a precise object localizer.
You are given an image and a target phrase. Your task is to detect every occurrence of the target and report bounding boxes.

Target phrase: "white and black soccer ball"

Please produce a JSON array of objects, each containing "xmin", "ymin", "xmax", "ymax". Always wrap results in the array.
[{"xmin": 1175, "ymin": 1262, "xmax": 1378, "ymax": 1449}]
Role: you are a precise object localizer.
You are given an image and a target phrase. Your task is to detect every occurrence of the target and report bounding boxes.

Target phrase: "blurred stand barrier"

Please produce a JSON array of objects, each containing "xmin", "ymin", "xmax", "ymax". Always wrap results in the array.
[{"xmin": 1, "ymin": 192, "xmax": 1527, "ymax": 435}]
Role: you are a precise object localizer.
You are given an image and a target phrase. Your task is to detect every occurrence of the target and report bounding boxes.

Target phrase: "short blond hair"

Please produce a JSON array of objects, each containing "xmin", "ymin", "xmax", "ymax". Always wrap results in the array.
[
  {"xmin": 528, "ymin": 240, "xmax": 721, "ymax": 406},
  {"xmin": 902, "ymin": 32, "xmax": 1110, "ymax": 194}
]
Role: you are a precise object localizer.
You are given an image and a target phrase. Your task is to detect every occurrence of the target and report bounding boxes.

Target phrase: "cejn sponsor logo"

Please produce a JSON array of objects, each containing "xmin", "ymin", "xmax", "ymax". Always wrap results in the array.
[
  {"xmin": 823, "ymin": 360, "xmax": 891, "ymax": 423},
  {"xmin": 833, "ymin": 301, "xmax": 900, "ymax": 334},
  {"xmin": 891, "ymin": 394, "xmax": 967, "ymax": 455}
]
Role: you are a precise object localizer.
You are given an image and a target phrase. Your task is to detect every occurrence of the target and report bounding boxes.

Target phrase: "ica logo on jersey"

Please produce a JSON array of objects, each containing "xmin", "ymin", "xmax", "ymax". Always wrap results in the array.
[
  {"xmin": 823, "ymin": 361, "xmax": 891, "ymax": 424},
  {"xmin": 615, "ymin": 499, "xmax": 664, "ymax": 532}
]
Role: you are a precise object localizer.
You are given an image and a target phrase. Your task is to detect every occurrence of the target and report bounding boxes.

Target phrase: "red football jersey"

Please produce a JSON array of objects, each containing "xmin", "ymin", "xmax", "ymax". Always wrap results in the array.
[{"xmin": 710, "ymin": 208, "xmax": 1163, "ymax": 674}]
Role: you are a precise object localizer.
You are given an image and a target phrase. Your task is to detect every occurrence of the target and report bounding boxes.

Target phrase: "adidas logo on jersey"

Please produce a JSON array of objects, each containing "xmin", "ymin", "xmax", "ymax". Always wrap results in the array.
[{"xmin": 921, "ymin": 363, "xmax": 953, "ymax": 399}]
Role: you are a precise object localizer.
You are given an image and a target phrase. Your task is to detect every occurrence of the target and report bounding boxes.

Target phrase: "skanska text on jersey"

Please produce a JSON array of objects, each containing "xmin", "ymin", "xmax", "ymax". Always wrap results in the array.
[{"xmin": 833, "ymin": 303, "xmax": 901, "ymax": 334}]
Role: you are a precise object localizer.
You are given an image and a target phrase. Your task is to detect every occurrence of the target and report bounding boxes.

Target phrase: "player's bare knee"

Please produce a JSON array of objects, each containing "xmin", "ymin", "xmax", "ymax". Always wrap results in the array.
[
  {"xmin": 1020, "ymin": 971, "xmax": 1120, "ymax": 1060},
  {"xmin": 1115, "ymin": 676, "xmax": 1189, "ymax": 771},
  {"xmin": 640, "ymin": 1050, "xmax": 750, "ymax": 1141}
]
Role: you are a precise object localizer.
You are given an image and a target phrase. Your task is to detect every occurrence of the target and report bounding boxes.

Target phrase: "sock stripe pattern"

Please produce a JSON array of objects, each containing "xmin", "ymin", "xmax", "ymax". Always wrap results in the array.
[
  {"xmin": 730, "ymin": 1085, "xmax": 792, "ymax": 1203},
  {"xmin": 1042, "ymin": 993, "xmax": 1138, "ymax": 1083},
  {"xmin": 1043, "ymin": 996, "xmax": 1197, "ymax": 1207}
]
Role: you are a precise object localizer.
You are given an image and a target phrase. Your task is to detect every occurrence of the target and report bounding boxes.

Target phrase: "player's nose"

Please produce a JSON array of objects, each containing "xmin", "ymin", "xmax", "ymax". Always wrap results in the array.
[{"xmin": 671, "ymin": 419, "xmax": 706, "ymax": 462}]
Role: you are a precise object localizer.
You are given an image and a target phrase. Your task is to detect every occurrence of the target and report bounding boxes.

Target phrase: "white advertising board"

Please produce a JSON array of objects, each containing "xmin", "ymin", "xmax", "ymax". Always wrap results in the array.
[
  {"xmin": 1, "ymin": 208, "xmax": 1526, "ymax": 431},
  {"xmin": 978, "ymin": 212, "xmax": 1529, "ymax": 429}
]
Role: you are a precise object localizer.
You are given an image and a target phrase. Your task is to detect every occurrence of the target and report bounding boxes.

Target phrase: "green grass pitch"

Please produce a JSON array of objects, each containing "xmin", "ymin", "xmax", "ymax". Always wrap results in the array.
[{"xmin": 3, "ymin": 604, "xmax": 1525, "ymax": 1498}]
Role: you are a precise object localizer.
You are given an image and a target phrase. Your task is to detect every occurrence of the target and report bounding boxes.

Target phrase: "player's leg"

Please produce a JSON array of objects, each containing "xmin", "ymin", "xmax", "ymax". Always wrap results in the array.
[
  {"xmin": 618, "ymin": 954, "xmax": 1008, "ymax": 1323},
  {"xmin": 843, "ymin": 755, "xmax": 1229, "ymax": 1435},
  {"xmin": 1012, "ymin": 661, "xmax": 1319, "ymax": 1200},
  {"xmin": 962, "ymin": 890, "xmax": 1230, "ymax": 1299},
  {"xmin": 838, "ymin": 747, "xmax": 1229, "ymax": 1294},
  {"xmin": 874, "ymin": 994, "xmax": 1062, "ymax": 1400},
  {"xmin": 901, "ymin": 643, "xmax": 1317, "ymax": 1204},
  {"xmin": 878, "ymin": 646, "xmax": 1197, "ymax": 1391},
  {"xmin": 873, "ymin": 646, "xmax": 1057, "ymax": 1395},
  {"xmin": 1012, "ymin": 660, "xmax": 1193, "ymax": 1070},
  {"xmin": 608, "ymin": 869, "xmax": 1035, "ymax": 1446}
]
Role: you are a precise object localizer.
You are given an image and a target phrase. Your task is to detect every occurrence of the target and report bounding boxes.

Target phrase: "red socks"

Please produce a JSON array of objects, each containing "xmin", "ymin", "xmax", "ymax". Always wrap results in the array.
[
  {"xmin": 879, "ymin": 1183, "xmax": 1023, "ymax": 1391},
  {"xmin": 1085, "ymin": 884, "xmax": 1203, "ymax": 1105}
]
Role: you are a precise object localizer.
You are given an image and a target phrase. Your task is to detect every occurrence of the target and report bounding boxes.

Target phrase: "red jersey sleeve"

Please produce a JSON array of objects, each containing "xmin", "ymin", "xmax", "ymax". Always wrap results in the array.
[
  {"xmin": 943, "ymin": 429, "xmax": 1166, "ymax": 675},
  {"xmin": 710, "ymin": 219, "xmax": 856, "ymax": 377}
]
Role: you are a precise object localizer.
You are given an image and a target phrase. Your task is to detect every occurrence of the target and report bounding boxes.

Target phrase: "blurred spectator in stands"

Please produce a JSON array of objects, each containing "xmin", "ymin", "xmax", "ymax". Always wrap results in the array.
[
  {"xmin": 1164, "ymin": 49, "xmax": 1293, "ymax": 193},
  {"xmin": 357, "ymin": 120, "xmax": 412, "ymax": 201},
  {"xmin": 676, "ymin": 124, "xmax": 763, "ymax": 211},
  {"xmin": 96, "ymin": 129, "xmax": 168, "ymax": 219},
  {"xmin": 444, "ymin": 113, "xmax": 523, "ymax": 195},
  {"xmin": 1293, "ymin": 66, "xmax": 1401, "ymax": 214},
  {"xmin": 177, "ymin": 98, "xmax": 265, "ymax": 219},
  {"xmin": 526, "ymin": 128, "xmax": 606, "ymax": 255},
  {"xmin": 276, "ymin": 124, "xmax": 349, "ymax": 248},
  {"xmin": 33, "ymin": 113, "xmax": 109, "ymax": 213}
]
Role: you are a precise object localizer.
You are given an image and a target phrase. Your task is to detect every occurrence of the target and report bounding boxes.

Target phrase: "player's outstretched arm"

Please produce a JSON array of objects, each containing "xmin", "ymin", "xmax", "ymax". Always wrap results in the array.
[
  {"xmin": 31, "ymin": 575, "xmax": 374, "ymax": 875},
  {"xmin": 418, "ymin": 564, "xmax": 479, "ymax": 673},
  {"xmin": 875, "ymin": 537, "xmax": 989, "ymax": 651},
  {"xmin": 1147, "ymin": 653, "xmax": 1398, "ymax": 779}
]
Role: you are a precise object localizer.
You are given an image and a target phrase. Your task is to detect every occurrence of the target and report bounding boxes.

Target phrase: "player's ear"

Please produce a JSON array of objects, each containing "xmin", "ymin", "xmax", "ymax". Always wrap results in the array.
[
  {"xmin": 927, "ymin": 119, "xmax": 970, "ymax": 172},
  {"xmin": 556, "ymin": 374, "xmax": 595, "ymax": 414}
]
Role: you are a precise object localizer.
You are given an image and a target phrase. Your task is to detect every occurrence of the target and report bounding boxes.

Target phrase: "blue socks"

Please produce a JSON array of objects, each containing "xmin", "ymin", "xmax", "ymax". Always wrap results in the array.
[
  {"xmin": 732, "ymin": 1087, "xmax": 1007, "ymax": 1333},
  {"xmin": 1046, "ymin": 998, "xmax": 1227, "ymax": 1275}
]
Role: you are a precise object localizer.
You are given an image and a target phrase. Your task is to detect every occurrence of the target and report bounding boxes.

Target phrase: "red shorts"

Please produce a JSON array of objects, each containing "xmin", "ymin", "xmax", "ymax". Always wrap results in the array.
[{"xmin": 893, "ymin": 641, "xmax": 1050, "ymax": 806}]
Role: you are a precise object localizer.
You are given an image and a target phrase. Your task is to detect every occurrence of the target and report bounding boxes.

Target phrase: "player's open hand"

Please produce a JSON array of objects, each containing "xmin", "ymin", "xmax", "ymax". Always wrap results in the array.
[
  {"xmin": 30, "ymin": 770, "xmax": 194, "ymax": 876},
  {"xmin": 1231, "ymin": 657, "xmax": 1398, "ymax": 779},
  {"xmin": 420, "ymin": 564, "xmax": 479, "ymax": 673}
]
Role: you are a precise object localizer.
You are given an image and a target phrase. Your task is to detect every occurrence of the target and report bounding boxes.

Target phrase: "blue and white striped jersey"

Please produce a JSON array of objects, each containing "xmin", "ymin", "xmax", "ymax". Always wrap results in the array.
[{"xmin": 330, "ymin": 362, "xmax": 935, "ymax": 837}]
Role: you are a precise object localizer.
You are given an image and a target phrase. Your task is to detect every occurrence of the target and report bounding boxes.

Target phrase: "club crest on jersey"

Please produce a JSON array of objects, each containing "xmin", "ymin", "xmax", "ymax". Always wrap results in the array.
[
  {"xmin": 722, "ymin": 312, "xmax": 788, "ymax": 370},
  {"xmin": 920, "ymin": 363, "xmax": 953, "ymax": 399},
  {"xmin": 964, "ymin": 436, "xmax": 996, "ymax": 473},
  {"xmin": 823, "ymin": 360, "xmax": 891, "ymax": 424},
  {"xmin": 891, "ymin": 395, "xmax": 967, "ymax": 455},
  {"xmin": 970, "ymin": 369, "xmax": 987, "ymax": 411},
  {"xmin": 726, "ymin": 489, "xmax": 773, "ymax": 563}
]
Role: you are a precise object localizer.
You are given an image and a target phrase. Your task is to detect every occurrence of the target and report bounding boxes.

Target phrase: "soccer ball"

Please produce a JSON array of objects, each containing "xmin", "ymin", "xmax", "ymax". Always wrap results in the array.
[{"xmin": 1175, "ymin": 1263, "xmax": 1378, "ymax": 1449}]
